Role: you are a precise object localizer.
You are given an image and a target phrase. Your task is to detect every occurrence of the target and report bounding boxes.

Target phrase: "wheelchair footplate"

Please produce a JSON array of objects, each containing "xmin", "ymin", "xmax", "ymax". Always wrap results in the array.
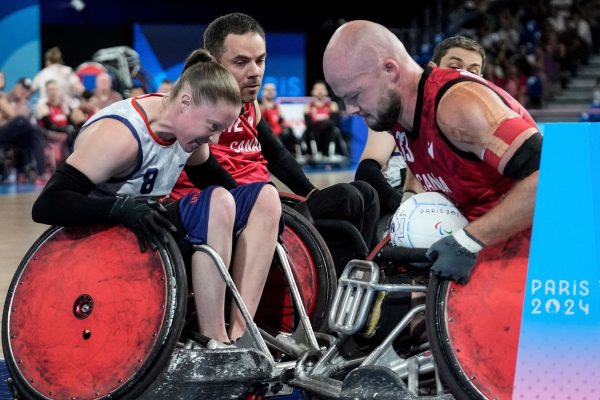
[
  {"xmin": 138, "ymin": 347, "xmax": 274, "ymax": 399},
  {"xmin": 340, "ymin": 366, "xmax": 453, "ymax": 400}
]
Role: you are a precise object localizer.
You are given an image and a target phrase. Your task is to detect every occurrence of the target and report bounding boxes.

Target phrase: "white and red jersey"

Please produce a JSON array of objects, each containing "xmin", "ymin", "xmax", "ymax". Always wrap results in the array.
[
  {"xmin": 80, "ymin": 94, "xmax": 188, "ymax": 198},
  {"xmin": 391, "ymin": 66, "xmax": 538, "ymax": 221},
  {"xmin": 170, "ymin": 102, "xmax": 270, "ymax": 200},
  {"xmin": 308, "ymin": 100, "xmax": 334, "ymax": 123}
]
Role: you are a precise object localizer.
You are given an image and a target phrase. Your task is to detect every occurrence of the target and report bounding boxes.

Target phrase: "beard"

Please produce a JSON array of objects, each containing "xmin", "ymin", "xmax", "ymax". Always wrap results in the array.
[
  {"xmin": 241, "ymin": 91, "xmax": 256, "ymax": 103},
  {"xmin": 368, "ymin": 89, "xmax": 401, "ymax": 131}
]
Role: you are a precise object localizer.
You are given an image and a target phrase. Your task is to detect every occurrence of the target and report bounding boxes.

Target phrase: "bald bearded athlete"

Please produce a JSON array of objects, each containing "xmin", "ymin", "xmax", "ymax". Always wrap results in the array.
[{"xmin": 323, "ymin": 21, "xmax": 541, "ymax": 284}]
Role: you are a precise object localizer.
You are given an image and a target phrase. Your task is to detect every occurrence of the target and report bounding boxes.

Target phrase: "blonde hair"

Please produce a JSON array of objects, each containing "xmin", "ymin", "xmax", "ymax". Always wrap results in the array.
[{"xmin": 170, "ymin": 49, "xmax": 241, "ymax": 108}]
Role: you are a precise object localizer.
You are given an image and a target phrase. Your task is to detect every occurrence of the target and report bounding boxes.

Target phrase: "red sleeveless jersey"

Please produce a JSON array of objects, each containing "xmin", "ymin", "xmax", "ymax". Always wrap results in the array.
[
  {"xmin": 308, "ymin": 101, "xmax": 333, "ymax": 123},
  {"xmin": 170, "ymin": 102, "xmax": 269, "ymax": 200},
  {"xmin": 391, "ymin": 67, "xmax": 538, "ymax": 221},
  {"xmin": 261, "ymin": 103, "xmax": 283, "ymax": 136}
]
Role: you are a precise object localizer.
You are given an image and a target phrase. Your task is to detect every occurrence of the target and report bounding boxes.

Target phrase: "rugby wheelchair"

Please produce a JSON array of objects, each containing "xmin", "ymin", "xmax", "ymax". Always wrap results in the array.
[
  {"xmin": 2, "ymin": 203, "xmax": 336, "ymax": 399},
  {"xmin": 3, "ymin": 194, "xmax": 531, "ymax": 400}
]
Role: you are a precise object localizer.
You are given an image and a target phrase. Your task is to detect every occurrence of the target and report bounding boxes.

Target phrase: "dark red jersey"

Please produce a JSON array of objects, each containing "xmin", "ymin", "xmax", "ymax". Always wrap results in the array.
[
  {"xmin": 261, "ymin": 103, "xmax": 283, "ymax": 136},
  {"xmin": 308, "ymin": 100, "xmax": 333, "ymax": 123},
  {"xmin": 391, "ymin": 66, "xmax": 537, "ymax": 220}
]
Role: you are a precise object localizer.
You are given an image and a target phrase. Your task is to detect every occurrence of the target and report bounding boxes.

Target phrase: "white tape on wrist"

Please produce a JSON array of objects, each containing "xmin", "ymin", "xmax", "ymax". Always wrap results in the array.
[{"xmin": 453, "ymin": 229, "xmax": 484, "ymax": 253}]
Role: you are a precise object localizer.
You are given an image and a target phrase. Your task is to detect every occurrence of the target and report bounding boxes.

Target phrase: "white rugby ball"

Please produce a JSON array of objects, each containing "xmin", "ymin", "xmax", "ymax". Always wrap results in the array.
[{"xmin": 390, "ymin": 192, "xmax": 468, "ymax": 248}]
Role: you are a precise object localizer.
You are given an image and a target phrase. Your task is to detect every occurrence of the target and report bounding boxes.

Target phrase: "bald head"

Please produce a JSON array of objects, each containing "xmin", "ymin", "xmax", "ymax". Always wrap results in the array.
[
  {"xmin": 322, "ymin": 20, "xmax": 423, "ymax": 131},
  {"xmin": 324, "ymin": 21, "xmax": 412, "ymax": 88}
]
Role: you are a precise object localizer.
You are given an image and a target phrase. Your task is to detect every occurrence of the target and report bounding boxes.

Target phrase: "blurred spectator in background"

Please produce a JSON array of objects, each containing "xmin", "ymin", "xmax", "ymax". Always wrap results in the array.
[
  {"xmin": 303, "ymin": 80, "xmax": 349, "ymax": 160},
  {"xmin": 128, "ymin": 84, "xmax": 146, "ymax": 98},
  {"xmin": 259, "ymin": 82, "xmax": 300, "ymax": 157},
  {"xmin": 526, "ymin": 64, "xmax": 545, "ymax": 109},
  {"xmin": 581, "ymin": 77, "xmax": 600, "ymax": 123},
  {"xmin": 35, "ymin": 80, "xmax": 76, "ymax": 167},
  {"xmin": 36, "ymin": 80, "xmax": 73, "ymax": 132},
  {"xmin": 90, "ymin": 72, "xmax": 123, "ymax": 109},
  {"xmin": 157, "ymin": 78, "xmax": 173, "ymax": 93},
  {"xmin": 71, "ymin": 90, "xmax": 98, "ymax": 129},
  {"xmin": 0, "ymin": 77, "xmax": 48, "ymax": 182},
  {"xmin": 32, "ymin": 47, "xmax": 84, "ymax": 108},
  {"xmin": 593, "ymin": 77, "xmax": 600, "ymax": 102}
]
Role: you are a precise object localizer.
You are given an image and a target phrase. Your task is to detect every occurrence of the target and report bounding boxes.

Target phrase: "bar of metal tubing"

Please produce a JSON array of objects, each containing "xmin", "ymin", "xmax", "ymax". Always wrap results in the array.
[
  {"xmin": 323, "ymin": 356, "xmax": 367, "ymax": 378},
  {"xmin": 336, "ymin": 286, "xmax": 354, "ymax": 326},
  {"xmin": 336, "ymin": 279, "xmax": 428, "ymax": 293},
  {"xmin": 345, "ymin": 286, "xmax": 364, "ymax": 328},
  {"xmin": 289, "ymin": 376, "xmax": 342, "ymax": 399},
  {"xmin": 259, "ymin": 328, "xmax": 301, "ymax": 358},
  {"xmin": 360, "ymin": 304, "xmax": 426, "ymax": 366},
  {"xmin": 390, "ymin": 353, "xmax": 436, "ymax": 378},
  {"xmin": 407, "ymin": 356, "xmax": 419, "ymax": 394},
  {"xmin": 275, "ymin": 243, "xmax": 320, "ymax": 350},
  {"xmin": 194, "ymin": 244, "xmax": 273, "ymax": 362},
  {"xmin": 271, "ymin": 360, "xmax": 297, "ymax": 378},
  {"xmin": 434, "ymin": 360, "xmax": 445, "ymax": 394},
  {"xmin": 389, "ymin": 362, "xmax": 435, "ymax": 381},
  {"xmin": 311, "ymin": 334, "xmax": 346, "ymax": 374}
]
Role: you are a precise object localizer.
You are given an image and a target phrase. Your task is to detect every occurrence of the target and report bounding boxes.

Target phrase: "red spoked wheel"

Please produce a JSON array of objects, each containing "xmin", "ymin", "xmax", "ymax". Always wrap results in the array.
[
  {"xmin": 426, "ymin": 229, "xmax": 531, "ymax": 399},
  {"xmin": 2, "ymin": 224, "xmax": 187, "ymax": 400},
  {"xmin": 256, "ymin": 205, "xmax": 336, "ymax": 335}
]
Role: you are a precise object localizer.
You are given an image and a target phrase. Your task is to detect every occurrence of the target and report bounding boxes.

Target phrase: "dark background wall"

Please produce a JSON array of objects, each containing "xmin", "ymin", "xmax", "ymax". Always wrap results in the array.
[{"xmin": 41, "ymin": 0, "xmax": 434, "ymax": 92}]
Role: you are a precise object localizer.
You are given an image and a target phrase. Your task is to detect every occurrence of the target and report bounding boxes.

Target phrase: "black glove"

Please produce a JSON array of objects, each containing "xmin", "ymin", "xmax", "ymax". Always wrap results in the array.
[
  {"xmin": 109, "ymin": 197, "xmax": 177, "ymax": 252},
  {"xmin": 426, "ymin": 229, "xmax": 483, "ymax": 284}
]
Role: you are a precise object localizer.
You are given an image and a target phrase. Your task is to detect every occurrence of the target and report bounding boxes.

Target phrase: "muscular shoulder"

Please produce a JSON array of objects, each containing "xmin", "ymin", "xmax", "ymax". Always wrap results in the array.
[{"xmin": 436, "ymin": 81, "xmax": 518, "ymax": 153}]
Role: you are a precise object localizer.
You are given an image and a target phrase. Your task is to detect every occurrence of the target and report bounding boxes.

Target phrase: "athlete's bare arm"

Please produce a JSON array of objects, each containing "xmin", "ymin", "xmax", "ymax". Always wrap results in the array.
[
  {"xmin": 329, "ymin": 101, "xmax": 339, "ymax": 113},
  {"xmin": 402, "ymin": 168, "xmax": 423, "ymax": 194},
  {"xmin": 186, "ymin": 143, "xmax": 210, "ymax": 166},
  {"xmin": 66, "ymin": 118, "xmax": 139, "ymax": 184},
  {"xmin": 0, "ymin": 96, "xmax": 14, "ymax": 119},
  {"xmin": 360, "ymin": 128, "xmax": 396, "ymax": 167},
  {"xmin": 436, "ymin": 82, "xmax": 539, "ymax": 246}
]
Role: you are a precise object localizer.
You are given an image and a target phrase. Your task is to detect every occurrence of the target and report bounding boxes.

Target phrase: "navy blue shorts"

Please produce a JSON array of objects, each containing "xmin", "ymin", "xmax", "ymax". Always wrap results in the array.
[
  {"xmin": 176, "ymin": 182, "xmax": 283, "ymax": 245},
  {"xmin": 177, "ymin": 186, "xmax": 218, "ymax": 245},
  {"xmin": 230, "ymin": 182, "xmax": 283, "ymax": 237}
]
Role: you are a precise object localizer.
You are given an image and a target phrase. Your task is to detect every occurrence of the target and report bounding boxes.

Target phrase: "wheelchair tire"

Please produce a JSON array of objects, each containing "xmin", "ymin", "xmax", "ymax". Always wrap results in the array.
[
  {"xmin": 256, "ymin": 205, "xmax": 336, "ymax": 334},
  {"xmin": 2, "ymin": 225, "xmax": 187, "ymax": 400},
  {"xmin": 425, "ymin": 229, "xmax": 531, "ymax": 400}
]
